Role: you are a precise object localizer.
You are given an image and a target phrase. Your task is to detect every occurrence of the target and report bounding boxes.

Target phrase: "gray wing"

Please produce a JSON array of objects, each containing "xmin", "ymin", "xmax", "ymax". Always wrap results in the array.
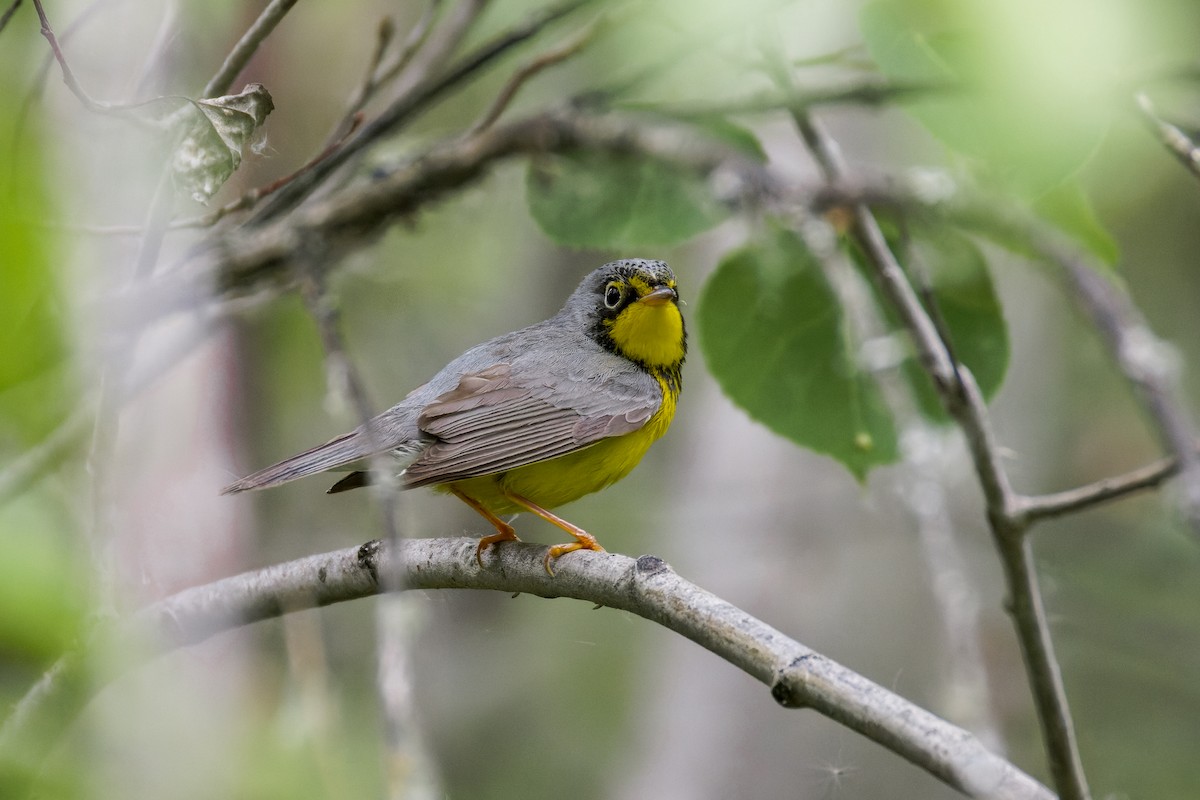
[
  {"xmin": 401, "ymin": 357, "xmax": 661, "ymax": 489},
  {"xmin": 220, "ymin": 401, "xmax": 428, "ymax": 494}
]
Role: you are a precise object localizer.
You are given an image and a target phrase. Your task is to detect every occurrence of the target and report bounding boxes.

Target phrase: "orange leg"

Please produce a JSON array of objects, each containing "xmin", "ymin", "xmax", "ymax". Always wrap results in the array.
[
  {"xmin": 450, "ymin": 488, "xmax": 520, "ymax": 567},
  {"xmin": 504, "ymin": 492, "xmax": 605, "ymax": 576}
]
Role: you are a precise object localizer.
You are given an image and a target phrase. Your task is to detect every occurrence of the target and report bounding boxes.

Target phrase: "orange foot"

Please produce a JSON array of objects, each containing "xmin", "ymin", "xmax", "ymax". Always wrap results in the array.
[
  {"xmin": 505, "ymin": 492, "xmax": 606, "ymax": 576},
  {"xmin": 450, "ymin": 488, "xmax": 522, "ymax": 567},
  {"xmin": 474, "ymin": 524, "xmax": 520, "ymax": 567}
]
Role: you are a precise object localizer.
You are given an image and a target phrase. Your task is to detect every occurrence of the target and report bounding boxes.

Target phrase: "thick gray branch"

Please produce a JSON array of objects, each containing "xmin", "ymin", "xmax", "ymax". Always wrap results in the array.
[{"xmin": 4, "ymin": 537, "xmax": 1053, "ymax": 800}]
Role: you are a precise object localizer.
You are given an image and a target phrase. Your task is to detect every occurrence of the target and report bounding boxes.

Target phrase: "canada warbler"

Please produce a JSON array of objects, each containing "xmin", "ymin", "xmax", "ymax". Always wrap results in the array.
[{"xmin": 222, "ymin": 259, "xmax": 686, "ymax": 574}]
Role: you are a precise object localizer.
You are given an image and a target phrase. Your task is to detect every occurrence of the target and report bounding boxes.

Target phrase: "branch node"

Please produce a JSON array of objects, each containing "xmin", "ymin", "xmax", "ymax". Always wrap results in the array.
[
  {"xmin": 634, "ymin": 554, "xmax": 671, "ymax": 576},
  {"xmin": 771, "ymin": 654, "xmax": 815, "ymax": 709},
  {"xmin": 357, "ymin": 539, "xmax": 384, "ymax": 584}
]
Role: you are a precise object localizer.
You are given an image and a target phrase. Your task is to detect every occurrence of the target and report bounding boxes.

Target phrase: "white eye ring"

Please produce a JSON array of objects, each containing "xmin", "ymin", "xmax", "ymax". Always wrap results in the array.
[{"xmin": 604, "ymin": 283, "xmax": 623, "ymax": 309}]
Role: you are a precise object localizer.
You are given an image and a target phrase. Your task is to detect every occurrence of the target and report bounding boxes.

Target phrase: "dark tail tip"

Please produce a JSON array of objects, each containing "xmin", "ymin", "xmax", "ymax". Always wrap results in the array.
[{"xmin": 327, "ymin": 471, "xmax": 370, "ymax": 494}]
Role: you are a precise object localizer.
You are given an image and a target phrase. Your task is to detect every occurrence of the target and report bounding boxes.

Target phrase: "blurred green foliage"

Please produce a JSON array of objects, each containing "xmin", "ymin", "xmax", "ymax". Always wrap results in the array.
[{"xmin": 526, "ymin": 150, "xmax": 730, "ymax": 248}]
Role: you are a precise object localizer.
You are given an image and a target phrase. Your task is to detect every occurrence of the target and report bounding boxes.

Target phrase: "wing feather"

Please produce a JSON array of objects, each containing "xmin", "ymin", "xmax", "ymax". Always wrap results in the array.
[{"xmin": 402, "ymin": 361, "xmax": 659, "ymax": 488}]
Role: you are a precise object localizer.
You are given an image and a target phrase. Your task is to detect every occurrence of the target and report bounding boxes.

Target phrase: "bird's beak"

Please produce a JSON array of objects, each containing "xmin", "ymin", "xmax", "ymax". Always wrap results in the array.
[{"xmin": 639, "ymin": 286, "xmax": 678, "ymax": 306}]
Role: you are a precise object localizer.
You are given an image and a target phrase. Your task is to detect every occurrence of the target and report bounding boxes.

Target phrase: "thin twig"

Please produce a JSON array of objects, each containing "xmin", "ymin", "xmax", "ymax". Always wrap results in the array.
[
  {"xmin": 468, "ymin": 19, "xmax": 598, "ymax": 135},
  {"xmin": 373, "ymin": 0, "xmax": 444, "ymax": 89},
  {"xmin": 1136, "ymin": 92, "xmax": 1200, "ymax": 182},
  {"xmin": 1020, "ymin": 456, "xmax": 1179, "ymax": 522},
  {"xmin": 628, "ymin": 79, "xmax": 961, "ymax": 119},
  {"xmin": 32, "ymin": 0, "xmax": 111, "ymax": 112},
  {"xmin": 252, "ymin": 0, "xmax": 598, "ymax": 223},
  {"xmin": 201, "ymin": 0, "xmax": 299, "ymax": 99},
  {"xmin": 0, "ymin": 537, "xmax": 1056, "ymax": 800},
  {"xmin": 12, "ymin": 0, "xmax": 125, "ymax": 170},
  {"xmin": 378, "ymin": 0, "xmax": 485, "ymax": 98},
  {"xmin": 321, "ymin": 15, "xmax": 400, "ymax": 150},
  {"xmin": 796, "ymin": 116, "xmax": 1024, "ymax": 516},
  {"xmin": 323, "ymin": 2, "xmax": 444, "ymax": 151},
  {"xmin": 0, "ymin": 0, "xmax": 22, "ymax": 35},
  {"xmin": 791, "ymin": 43, "xmax": 869, "ymax": 70},
  {"xmin": 178, "ymin": 113, "xmax": 365, "ymax": 229},
  {"xmin": 1048, "ymin": 242, "xmax": 1200, "ymax": 533},
  {"xmin": 29, "ymin": 0, "xmax": 226, "ymax": 120}
]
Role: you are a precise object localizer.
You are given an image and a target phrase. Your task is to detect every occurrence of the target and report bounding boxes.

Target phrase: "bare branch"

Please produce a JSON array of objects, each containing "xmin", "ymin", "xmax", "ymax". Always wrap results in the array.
[
  {"xmin": 251, "ymin": 0, "xmax": 600, "ymax": 223},
  {"xmin": 32, "ymin": 0, "xmax": 110, "ymax": 112},
  {"xmin": 0, "ymin": 0, "xmax": 22, "ymax": 36},
  {"xmin": 945, "ymin": 194, "xmax": 1200, "ymax": 534},
  {"xmin": 1136, "ymin": 92, "xmax": 1200, "ymax": 183},
  {"xmin": 373, "ymin": 0, "xmax": 443, "ymax": 88},
  {"xmin": 1, "ymin": 537, "xmax": 1055, "ymax": 800},
  {"xmin": 1046, "ymin": 241, "xmax": 1200, "ymax": 532},
  {"xmin": 468, "ymin": 19, "xmax": 598, "ymax": 135},
  {"xmin": 202, "ymin": 0, "xmax": 299, "ymax": 99},
  {"xmin": 633, "ymin": 78, "xmax": 962, "ymax": 119},
  {"xmin": 1021, "ymin": 456, "xmax": 1178, "ymax": 522},
  {"xmin": 175, "ymin": 113, "xmax": 365, "ymax": 229},
  {"xmin": 321, "ymin": 14, "xmax": 402, "ymax": 149},
  {"xmin": 784, "ymin": 102, "xmax": 1092, "ymax": 799}
]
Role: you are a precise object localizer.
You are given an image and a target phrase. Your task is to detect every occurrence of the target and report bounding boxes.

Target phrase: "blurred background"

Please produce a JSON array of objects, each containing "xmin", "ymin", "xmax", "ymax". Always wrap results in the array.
[{"xmin": 2, "ymin": 0, "xmax": 1200, "ymax": 798}]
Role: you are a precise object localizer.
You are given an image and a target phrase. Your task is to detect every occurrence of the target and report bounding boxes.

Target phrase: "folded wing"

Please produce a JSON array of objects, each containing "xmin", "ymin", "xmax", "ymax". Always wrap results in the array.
[{"xmin": 401, "ymin": 363, "xmax": 658, "ymax": 488}]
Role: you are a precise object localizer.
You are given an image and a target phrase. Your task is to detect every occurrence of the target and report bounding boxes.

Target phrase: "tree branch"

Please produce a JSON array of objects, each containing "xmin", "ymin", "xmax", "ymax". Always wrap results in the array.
[
  {"xmin": 0, "ymin": 0, "xmax": 21, "ymax": 36},
  {"xmin": 31, "ymin": 0, "xmax": 109, "ymax": 112},
  {"xmin": 201, "ymin": 0, "xmax": 299, "ymax": 99},
  {"xmin": 468, "ymin": 18, "xmax": 598, "ymax": 134},
  {"xmin": 633, "ymin": 78, "xmax": 962, "ymax": 119},
  {"xmin": 951, "ymin": 200, "xmax": 1200, "ymax": 535},
  {"xmin": 250, "ymin": 0, "xmax": 599, "ymax": 222},
  {"xmin": 1020, "ymin": 456, "xmax": 1178, "ymax": 522},
  {"xmin": 785, "ymin": 106, "xmax": 1091, "ymax": 800},
  {"xmin": 1, "ymin": 537, "xmax": 1055, "ymax": 800},
  {"xmin": 1136, "ymin": 92, "xmax": 1200, "ymax": 183}
]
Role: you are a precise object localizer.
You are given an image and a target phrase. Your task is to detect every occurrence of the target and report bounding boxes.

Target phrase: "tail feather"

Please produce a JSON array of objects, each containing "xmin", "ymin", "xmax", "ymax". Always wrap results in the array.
[
  {"xmin": 327, "ymin": 471, "xmax": 370, "ymax": 494},
  {"xmin": 221, "ymin": 431, "xmax": 370, "ymax": 495}
]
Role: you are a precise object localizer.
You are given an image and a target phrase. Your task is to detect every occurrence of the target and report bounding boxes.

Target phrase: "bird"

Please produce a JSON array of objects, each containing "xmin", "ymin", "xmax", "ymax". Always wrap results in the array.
[{"xmin": 222, "ymin": 259, "xmax": 686, "ymax": 575}]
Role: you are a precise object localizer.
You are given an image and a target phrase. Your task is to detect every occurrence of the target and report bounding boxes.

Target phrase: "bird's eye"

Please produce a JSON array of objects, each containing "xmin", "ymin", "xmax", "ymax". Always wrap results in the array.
[{"xmin": 604, "ymin": 282, "xmax": 623, "ymax": 309}]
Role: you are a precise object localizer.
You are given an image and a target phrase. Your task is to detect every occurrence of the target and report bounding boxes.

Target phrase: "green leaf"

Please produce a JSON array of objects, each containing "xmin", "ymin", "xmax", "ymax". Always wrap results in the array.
[
  {"xmin": 860, "ymin": 0, "xmax": 1110, "ymax": 195},
  {"xmin": 698, "ymin": 230, "xmax": 898, "ymax": 480},
  {"xmin": 171, "ymin": 83, "xmax": 275, "ymax": 203},
  {"xmin": 953, "ymin": 179, "xmax": 1119, "ymax": 273},
  {"xmin": 526, "ymin": 150, "xmax": 728, "ymax": 249},
  {"xmin": 1032, "ymin": 181, "xmax": 1119, "ymax": 268},
  {"xmin": 683, "ymin": 116, "xmax": 767, "ymax": 163}
]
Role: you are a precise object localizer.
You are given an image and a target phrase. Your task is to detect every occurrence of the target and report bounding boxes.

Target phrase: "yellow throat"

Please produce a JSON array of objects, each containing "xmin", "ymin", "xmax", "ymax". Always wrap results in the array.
[{"xmin": 607, "ymin": 281, "xmax": 686, "ymax": 372}]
